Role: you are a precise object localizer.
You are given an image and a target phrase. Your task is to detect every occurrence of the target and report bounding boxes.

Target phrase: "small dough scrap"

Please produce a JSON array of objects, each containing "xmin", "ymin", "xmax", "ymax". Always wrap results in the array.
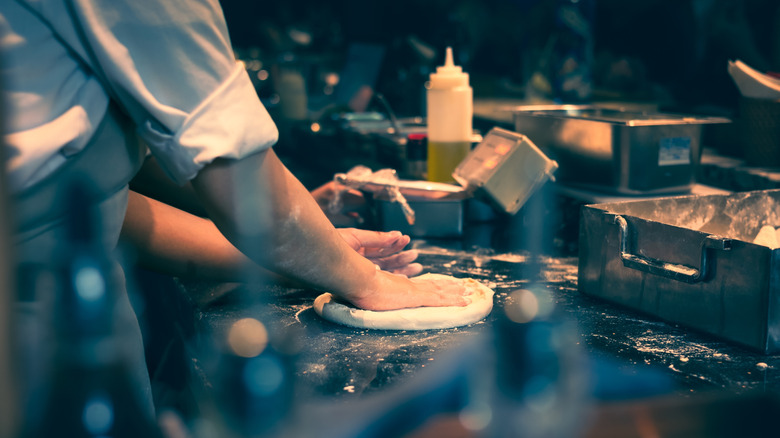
[
  {"xmin": 754, "ymin": 225, "xmax": 779, "ymax": 248},
  {"xmin": 312, "ymin": 273, "xmax": 494, "ymax": 330}
]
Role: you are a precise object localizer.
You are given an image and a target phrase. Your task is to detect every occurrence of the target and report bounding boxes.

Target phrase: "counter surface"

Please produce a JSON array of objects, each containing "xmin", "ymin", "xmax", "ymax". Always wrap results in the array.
[{"xmin": 180, "ymin": 241, "xmax": 780, "ymax": 402}]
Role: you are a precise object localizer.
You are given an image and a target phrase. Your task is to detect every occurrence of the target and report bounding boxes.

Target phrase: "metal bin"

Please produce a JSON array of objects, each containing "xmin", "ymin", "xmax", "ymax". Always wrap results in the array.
[{"xmin": 579, "ymin": 189, "xmax": 780, "ymax": 353}]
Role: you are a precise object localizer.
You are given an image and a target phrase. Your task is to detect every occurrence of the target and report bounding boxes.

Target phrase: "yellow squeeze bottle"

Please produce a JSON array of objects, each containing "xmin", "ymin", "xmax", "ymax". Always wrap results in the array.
[{"xmin": 426, "ymin": 47, "xmax": 473, "ymax": 183}]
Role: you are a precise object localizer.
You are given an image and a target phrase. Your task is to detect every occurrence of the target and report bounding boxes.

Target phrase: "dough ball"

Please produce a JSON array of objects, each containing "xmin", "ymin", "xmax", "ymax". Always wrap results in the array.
[{"xmin": 312, "ymin": 273, "xmax": 494, "ymax": 330}]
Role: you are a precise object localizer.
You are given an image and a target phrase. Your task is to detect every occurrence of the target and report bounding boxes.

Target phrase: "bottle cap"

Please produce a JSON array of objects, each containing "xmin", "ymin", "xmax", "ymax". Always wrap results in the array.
[
  {"xmin": 428, "ymin": 47, "xmax": 469, "ymax": 89},
  {"xmin": 406, "ymin": 133, "xmax": 427, "ymax": 160}
]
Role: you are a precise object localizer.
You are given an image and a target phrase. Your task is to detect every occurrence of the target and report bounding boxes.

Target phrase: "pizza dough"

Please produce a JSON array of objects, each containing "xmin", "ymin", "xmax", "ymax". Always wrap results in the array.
[{"xmin": 312, "ymin": 273, "xmax": 494, "ymax": 330}]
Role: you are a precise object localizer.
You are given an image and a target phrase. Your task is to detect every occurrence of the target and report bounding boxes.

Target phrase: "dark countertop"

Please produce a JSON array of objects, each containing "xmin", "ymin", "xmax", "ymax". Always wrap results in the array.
[
  {"xmin": 143, "ymin": 178, "xmax": 780, "ymax": 436},
  {"xmin": 160, "ymin": 238, "xmax": 780, "ymax": 437},
  {"xmin": 158, "ymin": 101, "xmax": 780, "ymax": 435},
  {"xmin": 180, "ymin": 243, "xmax": 780, "ymax": 401}
]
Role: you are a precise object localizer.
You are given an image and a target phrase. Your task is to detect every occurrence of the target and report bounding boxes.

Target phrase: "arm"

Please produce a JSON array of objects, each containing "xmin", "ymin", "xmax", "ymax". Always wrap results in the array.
[
  {"xmin": 191, "ymin": 148, "xmax": 467, "ymax": 311},
  {"xmin": 120, "ymin": 190, "xmax": 422, "ymax": 281},
  {"xmin": 130, "ymin": 155, "xmax": 207, "ymax": 218},
  {"xmin": 63, "ymin": 2, "xmax": 465, "ymax": 310},
  {"xmin": 121, "ymin": 190, "xmax": 253, "ymax": 282}
]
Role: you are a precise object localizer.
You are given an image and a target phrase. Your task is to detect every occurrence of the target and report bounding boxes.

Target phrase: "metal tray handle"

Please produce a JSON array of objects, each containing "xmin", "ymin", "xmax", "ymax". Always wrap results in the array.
[{"xmin": 612, "ymin": 215, "xmax": 732, "ymax": 284}]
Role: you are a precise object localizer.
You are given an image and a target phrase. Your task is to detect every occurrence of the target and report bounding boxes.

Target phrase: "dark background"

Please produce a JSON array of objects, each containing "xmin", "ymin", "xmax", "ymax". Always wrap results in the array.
[{"xmin": 219, "ymin": 0, "xmax": 780, "ymax": 116}]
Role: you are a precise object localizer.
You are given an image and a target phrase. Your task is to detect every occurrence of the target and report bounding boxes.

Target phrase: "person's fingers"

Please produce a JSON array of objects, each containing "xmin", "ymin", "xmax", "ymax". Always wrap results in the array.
[
  {"xmin": 368, "ymin": 249, "xmax": 419, "ymax": 270},
  {"xmin": 361, "ymin": 233, "xmax": 410, "ymax": 258},
  {"xmin": 382, "ymin": 233, "xmax": 410, "ymax": 255},
  {"xmin": 355, "ymin": 229, "xmax": 402, "ymax": 246},
  {"xmin": 389, "ymin": 262, "xmax": 423, "ymax": 277},
  {"xmin": 340, "ymin": 228, "xmax": 411, "ymax": 255}
]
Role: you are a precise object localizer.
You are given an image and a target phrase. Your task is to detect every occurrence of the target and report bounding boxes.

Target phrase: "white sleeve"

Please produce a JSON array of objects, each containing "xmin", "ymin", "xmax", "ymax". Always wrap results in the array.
[{"xmin": 41, "ymin": 0, "xmax": 279, "ymax": 184}]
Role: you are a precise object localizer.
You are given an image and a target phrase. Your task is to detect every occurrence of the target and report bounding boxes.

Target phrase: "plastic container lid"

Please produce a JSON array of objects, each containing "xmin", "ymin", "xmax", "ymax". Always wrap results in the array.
[{"xmin": 428, "ymin": 47, "xmax": 469, "ymax": 89}]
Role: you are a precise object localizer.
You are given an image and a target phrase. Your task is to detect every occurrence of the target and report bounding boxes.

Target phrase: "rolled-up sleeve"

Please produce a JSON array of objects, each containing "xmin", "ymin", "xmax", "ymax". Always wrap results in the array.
[
  {"xmin": 54, "ymin": 0, "xmax": 278, "ymax": 184},
  {"xmin": 138, "ymin": 63, "xmax": 278, "ymax": 184}
]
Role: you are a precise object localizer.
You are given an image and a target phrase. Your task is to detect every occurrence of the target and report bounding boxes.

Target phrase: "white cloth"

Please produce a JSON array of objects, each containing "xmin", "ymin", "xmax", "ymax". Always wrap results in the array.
[{"xmin": 1, "ymin": 0, "xmax": 279, "ymax": 192}]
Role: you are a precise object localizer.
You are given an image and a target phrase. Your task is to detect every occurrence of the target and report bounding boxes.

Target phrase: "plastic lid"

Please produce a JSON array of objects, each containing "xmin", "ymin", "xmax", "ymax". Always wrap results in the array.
[{"xmin": 428, "ymin": 47, "xmax": 469, "ymax": 89}]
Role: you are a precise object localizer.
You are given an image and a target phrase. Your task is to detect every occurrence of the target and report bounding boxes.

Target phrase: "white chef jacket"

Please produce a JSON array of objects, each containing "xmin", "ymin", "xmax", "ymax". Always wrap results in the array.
[{"xmin": 1, "ymin": 0, "xmax": 279, "ymax": 193}]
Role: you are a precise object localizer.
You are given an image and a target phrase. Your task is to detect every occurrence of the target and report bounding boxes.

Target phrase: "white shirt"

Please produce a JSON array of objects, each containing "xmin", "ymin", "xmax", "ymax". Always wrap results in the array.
[{"xmin": 1, "ymin": 0, "xmax": 278, "ymax": 192}]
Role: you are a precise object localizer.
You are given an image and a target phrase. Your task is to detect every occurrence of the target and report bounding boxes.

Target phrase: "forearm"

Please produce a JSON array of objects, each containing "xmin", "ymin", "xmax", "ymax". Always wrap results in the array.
[
  {"xmin": 120, "ymin": 190, "xmax": 253, "ymax": 282},
  {"xmin": 191, "ymin": 148, "xmax": 379, "ymax": 298}
]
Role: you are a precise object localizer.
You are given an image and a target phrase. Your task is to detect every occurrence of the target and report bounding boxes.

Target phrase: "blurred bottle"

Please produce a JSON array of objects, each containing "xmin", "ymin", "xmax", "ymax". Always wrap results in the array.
[
  {"xmin": 193, "ymin": 317, "xmax": 298, "ymax": 438},
  {"xmin": 274, "ymin": 54, "xmax": 309, "ymax": 122},
  {"xmin": 551, "ymin": 0, "xmax": 594, "ymax": 103},
  {"xmin": 426, "ymin": 47, "xmax": 473, "ymax": 183},
  {"xmin": 461, "ymin": 287, "xmax": 590, "ymax": 438},
  {"xmin": 18, "ymin": 180, "xmax": 165, "ymax": 438},
  {"xmin": 404, "ymin": 133, "xmax": 428, "ymax": 180}
]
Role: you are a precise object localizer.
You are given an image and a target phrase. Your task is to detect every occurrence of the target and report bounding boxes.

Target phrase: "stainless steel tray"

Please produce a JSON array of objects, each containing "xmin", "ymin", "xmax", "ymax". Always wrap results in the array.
[
  {"xmin": 578, "ymin": 189, "xmax": 780, "ymax": 353},
  {"xmin": 514, "ymin": 105, "xmax": 730, "ymax": 195}
]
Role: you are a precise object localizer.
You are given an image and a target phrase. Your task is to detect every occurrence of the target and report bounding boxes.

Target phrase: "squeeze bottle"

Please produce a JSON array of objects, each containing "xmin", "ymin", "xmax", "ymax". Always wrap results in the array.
[{"xmin": 426, "ymin": 47, "xmax": 473, "ymax": 183}]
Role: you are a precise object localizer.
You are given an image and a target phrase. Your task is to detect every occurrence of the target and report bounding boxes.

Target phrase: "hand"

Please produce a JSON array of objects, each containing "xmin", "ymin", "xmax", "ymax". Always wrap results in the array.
[
  {"xmin": 337, "ymin": 228, "xmax": 423, "ymax": 277},
  {"xmin": 344, "ymin": 269, "xmax": 471, "ymax": 311}
]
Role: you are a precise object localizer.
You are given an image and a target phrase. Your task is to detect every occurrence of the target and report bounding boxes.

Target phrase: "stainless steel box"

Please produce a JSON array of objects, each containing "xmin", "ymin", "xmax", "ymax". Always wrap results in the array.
[
  {"xmin": 359, "ymin": 180, "xmax": 471, "ymax": 238},
  {"xmin": 578, "ymin": 189, "xmax": 780, "ymax": 354},
  {"xmin": 513, "ymin": 106, "xmax": 730, "ymax": 195},
  {"xmin": 374, "ymin": 197, "xmax": 465, "ymax": 238}
]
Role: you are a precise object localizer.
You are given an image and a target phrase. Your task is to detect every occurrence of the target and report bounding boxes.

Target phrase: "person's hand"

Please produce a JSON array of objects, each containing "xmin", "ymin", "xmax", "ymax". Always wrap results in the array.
[
  {"xmin": 337, "ymin": 228, "xmax": 423, "ymax": 277},
  {"xmin": 343, "ymin": 269, "xmax": 471, "ymax": 311},
  {"xmin": 310, "ymin": 181, "xmax": 368, "ymax": 227}
]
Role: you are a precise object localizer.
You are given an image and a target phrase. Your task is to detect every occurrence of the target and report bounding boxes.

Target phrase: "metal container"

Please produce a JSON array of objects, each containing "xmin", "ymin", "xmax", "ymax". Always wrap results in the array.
[
  {"xmin": 361, "ymin": 180, "xmax": 470, "ymax": 238},
  {"xmin": 372, "ymin": 196, "xmax": 498, "ymax": 238},
  {"xmin": 578, "ymin": 189, "xmax": 780, "ymax": 354},
  {"xmin": 374, "ymin": 197, "xmax": 465, "ymax": 238},
  {"xmin": 513, "ymin": 106, "xmax": 730, "ymax": 195}
]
